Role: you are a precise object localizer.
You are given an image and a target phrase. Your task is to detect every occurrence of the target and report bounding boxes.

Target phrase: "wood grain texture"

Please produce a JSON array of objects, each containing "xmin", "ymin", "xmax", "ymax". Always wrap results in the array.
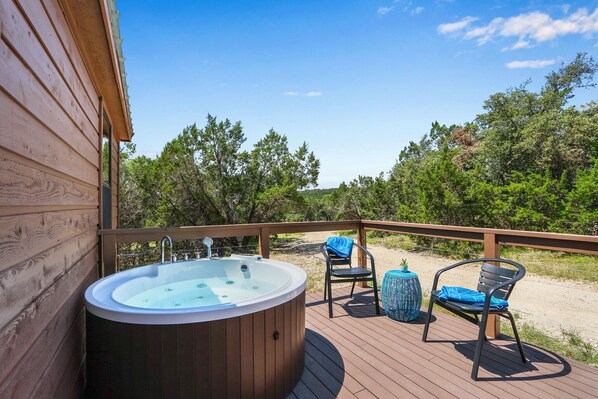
[
  {"xmin": 0, "ymin": 208, "xmax": 98, "ymax": 273},
  {"xmin": 29, "ymin": 307, "xmax": 86, "ymax": 399},
  {"xmin": 0, "ymin": 229, "xmax": 97, "ymax": 330},
  {"xmin": 0, "ymin": 1, "xmax": 104, "ymax": 398},
  {"xmin": 1, "ymin": 0, "xmax": 99, "ymax": 140},
  {"xmin": 0, "ymin": 252, "xmax": 96, "ymax": 393},
  {"xmin": 0, "ymin": 152, "xmax": 97, "ymax": 207},
  {"xmin": 40, "ymin": 0, "xmax": 99, "ymax": 113},
  {"xmin": 0, "ymin": 36, "xmax": 99, "ymax": 162},
  {"xmin": 0, "ymin": 90, "xmax": 99, "ymax": 186}
]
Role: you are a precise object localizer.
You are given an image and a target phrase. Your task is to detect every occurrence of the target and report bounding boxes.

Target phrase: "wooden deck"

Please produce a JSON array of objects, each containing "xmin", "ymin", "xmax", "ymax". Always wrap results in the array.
[{"xmin": 289, "ymin": 287, "xmax": 598, "ymax": 399}]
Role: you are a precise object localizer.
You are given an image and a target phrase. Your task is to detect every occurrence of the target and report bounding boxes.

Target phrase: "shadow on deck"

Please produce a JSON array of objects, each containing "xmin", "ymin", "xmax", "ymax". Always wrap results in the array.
[{"xmin": 289, "ymin": 286, "xmax": 598, "ymax": 399}]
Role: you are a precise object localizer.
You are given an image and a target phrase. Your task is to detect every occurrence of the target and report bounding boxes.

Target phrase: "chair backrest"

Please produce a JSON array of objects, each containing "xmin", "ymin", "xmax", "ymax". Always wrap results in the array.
[
  {"xmin": 320, "ymin": 242, "xmax": 352, "ymax": 268},
  {"xmin": 320, "ymin": 241, "xmax": 376, "ymax": 270},
  {"xmin": 477, "ymin": 259, "xmax": 525, "ymax": 300}
]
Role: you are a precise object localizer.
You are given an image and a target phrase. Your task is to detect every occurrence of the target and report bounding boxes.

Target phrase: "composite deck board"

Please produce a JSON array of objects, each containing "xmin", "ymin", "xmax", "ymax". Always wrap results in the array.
[{"xmin": 288, "ymin": 287, "xmax": 598, "ymax": 399}]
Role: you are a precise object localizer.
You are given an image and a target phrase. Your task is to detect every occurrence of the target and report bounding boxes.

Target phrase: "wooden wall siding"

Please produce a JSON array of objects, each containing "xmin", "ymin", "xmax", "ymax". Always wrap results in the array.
[
  {"xmin": 1, "ymin": 0, "xmax": 99, "ymax": 142},
  {"xmin": 86, "ymin": 292, "xmax": 306, "ymax": 399},
  {"xmin": 0, "ymin": 209, "xmax": 98, "ymax": 274},
  {"xmin": 0, "ymin": 0, "xmax": 106, "ymax": 397},
  {"xmin": 0, "ymin": 90, "xmax": 99, "ymax": 186},
  {"xmin": 111, "ymin": 131, "xmax": 119, "ymax": 228},
  {"xmin": 0, "ymin": 149, "xmax": 98, "ymax": 209}
]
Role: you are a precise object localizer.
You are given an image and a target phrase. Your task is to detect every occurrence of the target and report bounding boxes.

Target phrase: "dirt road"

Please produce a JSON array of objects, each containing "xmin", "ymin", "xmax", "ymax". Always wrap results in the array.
[{"xmin": 270, "ymin": 231, "xmax": 598, "ymax": 347}]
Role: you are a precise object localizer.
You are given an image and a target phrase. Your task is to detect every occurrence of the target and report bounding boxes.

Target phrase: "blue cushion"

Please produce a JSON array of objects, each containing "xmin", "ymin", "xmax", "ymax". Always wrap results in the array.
[
  {"xmin": 326, "ymin": 236, "xmax": 354, "ymax": 259},
  {"xmin": 437, "ymin": 286, "xmax": 508, "ymax": 309}
]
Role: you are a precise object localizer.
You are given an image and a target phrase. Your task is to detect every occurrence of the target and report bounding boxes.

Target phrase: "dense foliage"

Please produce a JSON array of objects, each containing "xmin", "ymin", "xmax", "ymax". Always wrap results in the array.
[
  {"xmin": 119, "ymin": 115, "xmax": 319, "ymax": 231},
  {"xmin": 120, "ymin": 54, "xmax": 597, "ymax": 236},
  {"xmin": 313, "ymin": 54, "xmax": 598, "ymax": 235}
]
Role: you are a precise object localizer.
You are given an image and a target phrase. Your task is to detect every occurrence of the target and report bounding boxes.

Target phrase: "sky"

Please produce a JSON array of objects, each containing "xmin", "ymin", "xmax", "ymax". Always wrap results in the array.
[{"xmin": 118, "ymin": 0, "xmax": 598, "ymax": 188}]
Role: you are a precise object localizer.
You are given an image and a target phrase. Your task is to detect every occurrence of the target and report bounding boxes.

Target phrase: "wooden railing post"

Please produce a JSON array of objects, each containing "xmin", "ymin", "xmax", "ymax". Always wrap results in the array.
[
  {"xmin": 259, "ymin": 227, "xmax": 270, "ymax": 259},
  {"xmin": 102, "ymin": 234, "xmax": 117, "ymax": 277},
  {"xmin": 484, "ymin": 233, "xmax": 501, "ymax": 338},
  {"xmin": 357, "ymin": 223, "xmax": 368, "ymax": 287}
]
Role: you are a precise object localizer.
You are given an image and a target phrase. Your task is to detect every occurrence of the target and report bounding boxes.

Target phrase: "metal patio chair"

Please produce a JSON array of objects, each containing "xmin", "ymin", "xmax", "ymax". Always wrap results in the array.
[
  {"xmin": 320, "ymin": 241, "xmax": 381, "ymax": 318},
  {"xmin": 422, "ymin": 258, "xmax": 527, "ymax": 380}
]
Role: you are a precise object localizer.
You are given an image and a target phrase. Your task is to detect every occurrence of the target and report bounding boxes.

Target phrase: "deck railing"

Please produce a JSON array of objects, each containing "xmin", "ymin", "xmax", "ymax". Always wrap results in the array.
[{"xmin": 98, "ymin": 220, "xmax": 597, "ymax": 337}]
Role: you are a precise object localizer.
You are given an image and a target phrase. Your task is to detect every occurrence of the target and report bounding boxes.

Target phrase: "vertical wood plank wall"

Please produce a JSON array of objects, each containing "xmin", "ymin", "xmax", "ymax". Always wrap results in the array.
[{"xmin": 0, "ymin": 0, "xmax": 117, "ymax": 396}]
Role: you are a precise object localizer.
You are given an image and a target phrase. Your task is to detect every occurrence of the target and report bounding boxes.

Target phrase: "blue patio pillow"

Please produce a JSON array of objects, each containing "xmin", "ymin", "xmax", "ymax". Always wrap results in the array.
[
  {"xmin": 437, "ymin": 286, "xmax": 508, "ymax": 309},
  {"xmin": 326, "ymin": 236, "xmax": 354, "ymax": 259}
]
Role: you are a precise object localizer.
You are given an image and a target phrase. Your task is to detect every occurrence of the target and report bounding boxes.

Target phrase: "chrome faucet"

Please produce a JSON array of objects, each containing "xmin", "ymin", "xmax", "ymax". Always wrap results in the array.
[
  {"xmin": 202, "ymin": 237, "xmax": 214, "ymax": 258},
  {"xmin": 161, "ymin": 236, "xmax": 173, "ymax": 263}
]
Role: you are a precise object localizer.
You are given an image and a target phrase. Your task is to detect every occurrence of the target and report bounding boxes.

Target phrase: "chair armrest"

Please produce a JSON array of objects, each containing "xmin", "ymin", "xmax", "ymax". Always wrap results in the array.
[
  {"xmin": 353, "ymin": 242, "xmax": 375, "ymax": 268},
  {"xmin": 353, "ymin": 242, "xmax": 374, "ymax": 261}
]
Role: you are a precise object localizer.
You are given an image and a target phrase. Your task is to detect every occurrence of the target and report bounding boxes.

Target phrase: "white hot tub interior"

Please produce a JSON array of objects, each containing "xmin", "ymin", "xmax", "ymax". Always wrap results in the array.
[
  {"xmin": 111, "ymin": 258, "xmax": 289, "ymax": 309},
  {"xmin": 85, "ymin": 255, "xmax": 306, "ymax": 324}
]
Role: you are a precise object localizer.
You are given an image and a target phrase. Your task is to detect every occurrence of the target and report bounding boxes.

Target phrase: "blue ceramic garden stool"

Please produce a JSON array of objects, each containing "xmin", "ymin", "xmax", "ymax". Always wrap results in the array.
[{"xmin": 381, "ymin": 269, "xmax": 422, "ymax": 322}]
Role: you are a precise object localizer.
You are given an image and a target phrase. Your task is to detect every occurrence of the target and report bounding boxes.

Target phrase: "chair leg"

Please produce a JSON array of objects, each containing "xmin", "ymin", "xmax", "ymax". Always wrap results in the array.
[
  {"xmin": 350, "ymin": 279, "xmax": 356, "ymax": 298},
  {"xmin": 422, "ymin": 297, "xmax": 435, "ymax": 342},
  {"xmin": 327, "ymin": 272, "xmax": 334, "ymax": 318},
  {"xmin": 372, "ymin": 277, "xmax": 380, "ymax": 315},
  {"xmin": 506, "ymin": 311, "xmax": 527, "ymax": 363},
  {"xmin": 471, "ymin": 309, "xmax": 489, "ymax": 380},
  {"xmin": 323, "ymin": 273, "xmax": 328, "ymax": 300}
]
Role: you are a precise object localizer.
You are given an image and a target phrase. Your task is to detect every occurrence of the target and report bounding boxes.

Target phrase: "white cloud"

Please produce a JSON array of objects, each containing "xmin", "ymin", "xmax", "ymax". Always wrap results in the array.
[
  {"xmin": 464, "ymin": 17, "xmax": 504, "ymax": 44},
  {"xmin": 377, "ymin": 6, "xmax": 394, "ymax": 16},
  {"xmin": 438, "ymin": 16, "xmax": 478, "ymax": 34},
  {"xmin": 439, "ymin": 7, "xmax": 598, "ymax": 47},
  {"xmin": 304, "ymin": 91, "xmax": 323, "ymax": 97},
  {"xmin": 412, "ymin": 6, "xmax": 424, "ymax": 15},
  {"xmin": 283, "ymin": 91, "xmax": 299, "ymax": 96},
  {"xmin": 511, "ymin": 38, "xmax": 532, "ymax": 49},
  {"xmin": 505, "ymin": 59, "xmax": 556, "ymax": 69},
  {"xmin": 502, "ymin": 38, "xmax": 532, "ymax": 51}
]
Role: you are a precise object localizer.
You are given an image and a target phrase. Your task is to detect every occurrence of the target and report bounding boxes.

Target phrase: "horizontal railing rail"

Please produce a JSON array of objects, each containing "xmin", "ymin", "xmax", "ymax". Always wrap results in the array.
[
  {"xmin": 360, "ymin": 220, "xmax": 598, "ymax": 254},
  {"xmin": 98, "ymin": 220, "xmax": 361, "ymax": 243},
  {"xmin": 99, "ymin": 220, "xmax": 361, "ymax": 276}
]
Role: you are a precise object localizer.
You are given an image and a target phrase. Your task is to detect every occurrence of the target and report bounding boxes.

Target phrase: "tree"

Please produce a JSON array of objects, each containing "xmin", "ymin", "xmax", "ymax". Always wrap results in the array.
[
  {"xmin": 564, "ymin": 161, "xmax": 598, "ymax": 235},
  {"xmin": 324, "ymin": 174, "xmax": 393, "ymax": 220},
  {"xmin": 122, "ymin": 115, "xmax": 320, "ymax": 231},
  {"xmin": 474, "ymin": 53, "xmax": 598, "ymax": 184}
]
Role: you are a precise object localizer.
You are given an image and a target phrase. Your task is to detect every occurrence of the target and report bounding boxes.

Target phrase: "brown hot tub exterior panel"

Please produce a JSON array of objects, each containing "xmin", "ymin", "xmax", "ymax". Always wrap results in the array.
[{"xmin": 85, "ymin": 291, "xmax": 305, "ymax": 399}]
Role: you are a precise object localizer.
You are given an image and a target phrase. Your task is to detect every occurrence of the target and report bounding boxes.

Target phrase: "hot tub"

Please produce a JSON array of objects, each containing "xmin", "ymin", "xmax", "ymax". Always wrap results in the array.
[{"xmin": 85, "ymin": 255, "xmax": 306, "ymax": 399}]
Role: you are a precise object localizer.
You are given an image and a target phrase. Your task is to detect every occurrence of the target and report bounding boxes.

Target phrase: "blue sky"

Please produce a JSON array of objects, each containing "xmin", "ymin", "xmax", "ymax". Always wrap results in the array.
[{"xmin": 118, "ymin": 0, "xmax": 598, "ymax": 188}]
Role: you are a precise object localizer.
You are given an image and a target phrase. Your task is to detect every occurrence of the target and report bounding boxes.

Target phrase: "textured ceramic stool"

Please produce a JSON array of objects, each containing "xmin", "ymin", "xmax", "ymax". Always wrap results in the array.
[{"xmin": 381, "ymin": 268, "xmax": 422, "ymax": 321}]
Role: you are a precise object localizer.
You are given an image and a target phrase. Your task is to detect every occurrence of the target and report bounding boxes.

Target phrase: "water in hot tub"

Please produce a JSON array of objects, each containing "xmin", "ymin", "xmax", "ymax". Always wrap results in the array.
[{"xmin": 123, "ymin": 277, "xmax": 279, "ymax": 309}]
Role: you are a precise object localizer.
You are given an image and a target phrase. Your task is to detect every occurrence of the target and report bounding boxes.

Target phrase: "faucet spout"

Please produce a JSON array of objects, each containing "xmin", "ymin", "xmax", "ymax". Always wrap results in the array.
[
  {"xmin": 202, "ymin": 237, "xmax": 214, "ymax": 258},
  {"xmin": 161, "ymin": 236, "xmax": 173, "ymax": 263}
]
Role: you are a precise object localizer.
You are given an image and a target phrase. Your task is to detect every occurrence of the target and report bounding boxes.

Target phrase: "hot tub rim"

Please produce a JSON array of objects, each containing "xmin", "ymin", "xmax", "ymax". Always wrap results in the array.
[{"xmin": 85, "ymin": 256, "xmax": 307, "ymax": 325}]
